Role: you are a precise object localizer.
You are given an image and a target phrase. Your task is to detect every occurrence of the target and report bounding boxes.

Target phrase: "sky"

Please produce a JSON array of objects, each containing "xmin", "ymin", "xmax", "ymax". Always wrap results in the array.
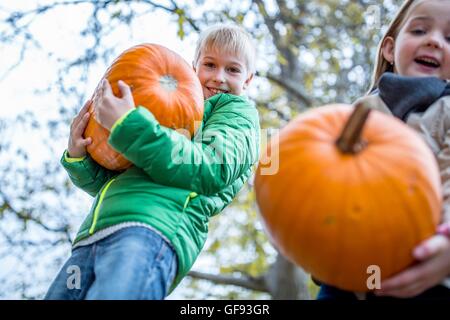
[
  {"xmin": 0, "ymin": 1, "xmax": 198, "ymax": 118},
  {"xmin": 0, "ymin": 0, "xmax": 205, "ymax": 171}
]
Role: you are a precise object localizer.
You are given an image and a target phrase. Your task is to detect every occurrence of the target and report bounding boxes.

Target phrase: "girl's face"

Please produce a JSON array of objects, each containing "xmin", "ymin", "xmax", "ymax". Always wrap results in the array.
[
  {"xmin": 382, "ymin": 0, "xmax": 450, "ymax": 79},
  {"xmin": 194, "ymin": 48, "xmax": 253, "ymax": 99}
]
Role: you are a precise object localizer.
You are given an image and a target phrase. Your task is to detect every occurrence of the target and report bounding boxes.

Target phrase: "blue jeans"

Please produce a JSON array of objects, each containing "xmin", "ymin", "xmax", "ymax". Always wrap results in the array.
[{"xmin": 45, "ymin": 226, "xmax": 177, "ymax": 300}]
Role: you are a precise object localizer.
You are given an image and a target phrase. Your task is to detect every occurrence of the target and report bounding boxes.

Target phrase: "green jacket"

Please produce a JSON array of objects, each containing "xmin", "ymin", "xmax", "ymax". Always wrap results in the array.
[{"xmin": 61, "ymin": 93, "xmax": 260, "ymax": 290}]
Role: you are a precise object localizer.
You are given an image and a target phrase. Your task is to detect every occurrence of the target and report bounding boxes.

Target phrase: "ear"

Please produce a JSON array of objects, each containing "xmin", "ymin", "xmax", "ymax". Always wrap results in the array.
[
  {"xmin": 381, "ymin": 36, "xmax": 395, "ymax": 65},
  {"xmin": 192, "ymin": 61, "xmax": 197, "ymax": 73},
  {"xmin": 243, "ymin": 73, "xmax": 254, "ymax": 90}
]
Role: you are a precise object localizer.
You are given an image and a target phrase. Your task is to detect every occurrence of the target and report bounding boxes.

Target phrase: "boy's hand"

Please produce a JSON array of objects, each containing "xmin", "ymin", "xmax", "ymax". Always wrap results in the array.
[
  {"xmin": 94, "ymin": 79, "xmax": 135, "ymax": 131},
  {"xmin": 67, "ymin": 100, "xmax": 93, "ymax": 158},
  {"xmin": 374, "ymin": 232, "xmax": 450, "ymax": 298}
]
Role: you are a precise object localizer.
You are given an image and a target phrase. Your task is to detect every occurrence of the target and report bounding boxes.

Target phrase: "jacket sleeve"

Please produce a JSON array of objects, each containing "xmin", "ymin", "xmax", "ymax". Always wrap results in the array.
[
  {"xmin": 438, "ymin": 133, "xmax": 450, "ymax": 223},
  {"xmin": 210, "ymin": 166, "xmax": 255, "ymax": 216},
  {"xmin": 108, "ymin": 95, "xmax": 260, "ymax": 195},
  {"xmin": 60, "ymin": 150, "xmax": 117, "ymax": 197},
  {"xmin": 407, "ymin": 96, "xmax": 450, "ymax": 223}
]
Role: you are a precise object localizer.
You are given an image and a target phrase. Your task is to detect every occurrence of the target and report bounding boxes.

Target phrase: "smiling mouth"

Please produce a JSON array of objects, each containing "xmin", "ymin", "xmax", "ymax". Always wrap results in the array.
[
  {"xmin": 414, "ymin": 57, "xmax": 440, "ymax": 69},
  {"xmin": 208, "ymin": 87, "xmax": 229, "ymax": 95}
]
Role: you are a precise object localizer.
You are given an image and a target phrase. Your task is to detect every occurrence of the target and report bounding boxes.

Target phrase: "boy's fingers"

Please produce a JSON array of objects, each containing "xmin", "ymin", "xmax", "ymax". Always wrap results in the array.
[
  {"xmin": 70, "ymin": 117, "xmax": 77, "ymax": 129},
  {"xmin": 94, "ymin": 106, "xmax": 100, "ymax": 122},
  {"xmin": 75, "ymin": 100, "xmax": 91, "ymax": 121},
  {"xmin": 73, "ymin": 134, "xmax": 91, "ymax": 146},
  {"xmin": 73, "ymin": 112, "xmax": 90, "ymax": 136},
  {"xmin": 83, "ymin": 137, "xmax": 92, "ymax": 146},
  {"xmin": 118, "ymin": 80, "xmax": 132, "ymax": 99},
  {"xmin": 80, "ymin": 99, "xmax": 92, "ymax": 113},
  {"xmin": 81, "ymin": 111, "xmax": 91, "ymax": 129},
  {"xmin": 72, "ymin": 100, "xmax": 91, "ymax": 125},
  {"xmin": 102, "ymin": 78, "xmax": 113, "ymax": 97}
]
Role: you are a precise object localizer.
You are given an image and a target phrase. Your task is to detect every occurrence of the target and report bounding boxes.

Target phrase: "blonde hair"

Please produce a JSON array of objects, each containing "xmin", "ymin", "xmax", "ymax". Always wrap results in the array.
[
  {"xmin": 368, "ymin": 0, "xmax": 429, "ymax": 92},
  {"xmin": 193, "ymin": 24, "xmax": 256, "ymax": 75}
]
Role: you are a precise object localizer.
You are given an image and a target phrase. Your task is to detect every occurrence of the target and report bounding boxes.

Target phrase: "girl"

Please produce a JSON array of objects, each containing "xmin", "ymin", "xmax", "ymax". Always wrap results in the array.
[{"xmin": 318, "ymin": 0, "xmax": 450, "ymax": 300}]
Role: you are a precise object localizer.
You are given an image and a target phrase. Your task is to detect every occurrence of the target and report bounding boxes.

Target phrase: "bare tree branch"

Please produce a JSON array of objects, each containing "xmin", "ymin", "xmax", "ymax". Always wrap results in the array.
[
  {"xmin": 188, "ymin": 270, "xmax": 269, "ymax": 293},
  {"xmin": 0, "ymin": 190, "xmax": 71, "ymax": 237},
  {"xmin": 264, "ymin": 72, "xmax": 313, "ymax": 107},
  {"xmin": 255, "ymin": 99, "xmax": 291, "ymax": 123},
  {"xmin": 252, "ymin": 0, "xmax": 282, "ymax": 51}
]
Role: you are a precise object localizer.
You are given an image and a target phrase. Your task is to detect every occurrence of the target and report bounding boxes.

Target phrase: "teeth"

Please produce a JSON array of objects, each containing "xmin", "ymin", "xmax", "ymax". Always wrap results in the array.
[
  {"xmin": 210, "ymin": 88, "xmax": 227, "ymax": 94},
  {"xmin": 417, "ymin": 57, "xmax": 440, "ymax": 66}
]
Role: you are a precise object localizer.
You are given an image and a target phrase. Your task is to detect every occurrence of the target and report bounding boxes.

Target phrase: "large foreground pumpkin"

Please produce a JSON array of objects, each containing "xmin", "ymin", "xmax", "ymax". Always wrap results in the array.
[
  {"xmin": 254, "ymin": 98, "xmax": 442, "ymax": 292},
  {"xmin": 84, "ymin": 43, "xmax": 204, "ymax": 170}
]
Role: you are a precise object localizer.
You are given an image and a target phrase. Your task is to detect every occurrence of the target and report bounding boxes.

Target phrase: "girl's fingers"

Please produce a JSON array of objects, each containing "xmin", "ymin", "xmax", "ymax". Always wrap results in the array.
[
  {"xmin": 376, "ymin": 282, "xmax": 424, "ymax": 298},
  {"xmin": 376, "ymin": 266, "xmax": 426, "ymax": 297},
  {"xmin": 437, "ymin": 222, "xmax": 450, "ymax": 236},
  {"xmin": 414, "ymin": 235, "xmax": 448, "ymax": 260}
]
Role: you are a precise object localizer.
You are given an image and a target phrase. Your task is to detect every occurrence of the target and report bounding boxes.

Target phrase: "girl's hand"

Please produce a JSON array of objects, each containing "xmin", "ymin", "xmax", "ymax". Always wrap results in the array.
[
  {"xmin": 437, "ymin": 221, "xmax": 450, "ymax": 237},
  {"xmin": 67, "ymin": 100, "xmax": 92, "ymax": 158},
  {"xmin": 374, "ymin": 234, "xmax": 450, "ymax": 298},
  {"xmin": 94, "ymin": 79, "xmax": 135, "ymax": 131}
]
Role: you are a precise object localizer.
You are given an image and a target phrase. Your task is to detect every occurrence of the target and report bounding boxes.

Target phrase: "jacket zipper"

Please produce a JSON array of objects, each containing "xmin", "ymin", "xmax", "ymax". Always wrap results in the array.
[
  {"xmin": 183, "ymin": 192, "xmax": 198, "ymax": 212},
  {"xmin": 89, "ymin": 178, "xmax": 116, "ymax": 235}
]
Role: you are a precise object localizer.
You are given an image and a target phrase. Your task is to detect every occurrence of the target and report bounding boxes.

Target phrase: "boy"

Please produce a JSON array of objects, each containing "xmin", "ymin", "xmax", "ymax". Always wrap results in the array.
[{"xmin": 45, "ymin": 24, "xmax": 260, "ymax": 300}]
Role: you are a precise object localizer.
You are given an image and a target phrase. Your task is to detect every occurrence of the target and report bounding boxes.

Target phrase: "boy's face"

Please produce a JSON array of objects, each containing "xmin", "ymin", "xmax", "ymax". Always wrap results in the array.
[
  {"xmin": 194, "ymin": 48, "xmax": 253, "ymax": 99},
  {"xmin": 382, "ymin": 0, "xmax": 450, "ymax": 79}
]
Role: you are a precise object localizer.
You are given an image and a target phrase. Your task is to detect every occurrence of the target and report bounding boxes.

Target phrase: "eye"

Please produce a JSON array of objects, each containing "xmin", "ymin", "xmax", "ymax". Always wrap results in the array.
[
  {"xmin": 411, "ymin": 29, "xmax": 426, "ymax": 35},
  {"xmin": 204, "ymin": 62, "xmax": 215, "ymax": 68},
  {"xmin": 228, "ymin": 67, "xmax": 241, "ymax": 73}
]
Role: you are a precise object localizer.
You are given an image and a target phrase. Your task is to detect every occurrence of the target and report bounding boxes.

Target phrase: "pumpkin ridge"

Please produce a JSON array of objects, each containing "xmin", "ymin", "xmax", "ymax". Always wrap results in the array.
[
  {"xmin": 356, "ymin": 146, "xmax": 433, "ymax": 278},
  {"xmin": 364, "ymin": 156, "xmax": 414, "ymax": 281}
]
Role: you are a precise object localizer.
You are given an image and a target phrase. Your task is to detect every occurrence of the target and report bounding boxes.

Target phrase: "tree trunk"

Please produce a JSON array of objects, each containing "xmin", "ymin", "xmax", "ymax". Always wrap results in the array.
[{"xmin": 264, "ymin": 253, "xmax": 311, "ymax": 300}]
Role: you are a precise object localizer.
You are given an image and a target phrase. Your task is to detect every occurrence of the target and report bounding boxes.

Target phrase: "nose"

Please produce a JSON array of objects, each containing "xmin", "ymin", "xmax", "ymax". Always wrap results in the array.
[
  {"xmin": 212, "ymin": 68, "xmax": 226, "ymax": 83},
  {"xmin": 425, "ymin": 31, "xmax": 444, "ymax": 49}
]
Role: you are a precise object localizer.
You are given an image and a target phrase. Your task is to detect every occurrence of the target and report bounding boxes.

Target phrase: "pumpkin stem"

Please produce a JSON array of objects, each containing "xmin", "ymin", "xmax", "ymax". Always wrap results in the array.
[{"xmin": 336, "ymin": 99, "xmax": 373, "ymax": 154}]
